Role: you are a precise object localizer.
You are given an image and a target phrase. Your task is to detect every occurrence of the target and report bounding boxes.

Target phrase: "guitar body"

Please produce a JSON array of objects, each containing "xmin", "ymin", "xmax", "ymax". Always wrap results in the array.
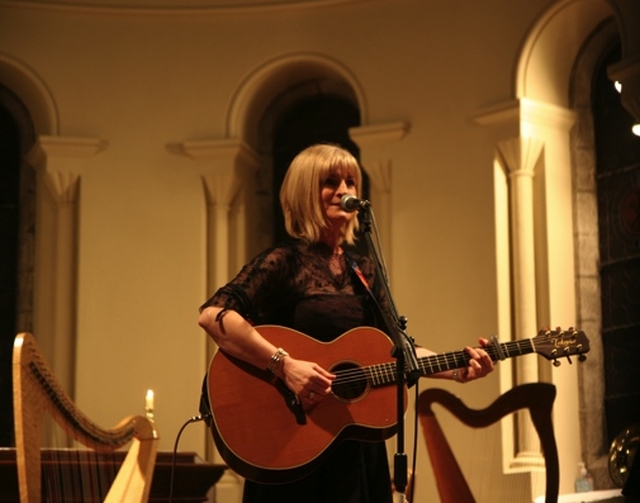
[{"xmin": 205, "ymin": 325, "xmax": 406, "ymax": 484}]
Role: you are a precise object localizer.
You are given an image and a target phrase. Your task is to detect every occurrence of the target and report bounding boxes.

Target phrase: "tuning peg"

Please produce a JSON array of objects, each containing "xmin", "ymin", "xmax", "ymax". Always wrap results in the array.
[
  {"xmin": 579, "ymin": 354, "xmax": 587, "ymax": 362},
  {"xmin": 553, "ymin": 359, "xmax": 561, "ymax": 367},
  {"xmin": 562, "ymin": 347, "xmax": 574, "ymax": 364}
]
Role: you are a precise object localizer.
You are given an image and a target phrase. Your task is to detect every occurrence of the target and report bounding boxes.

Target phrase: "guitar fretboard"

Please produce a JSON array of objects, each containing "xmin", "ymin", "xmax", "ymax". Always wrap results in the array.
[{"xmin": 361, "ymin": 338, "xmax": 535, "ymax": 387}]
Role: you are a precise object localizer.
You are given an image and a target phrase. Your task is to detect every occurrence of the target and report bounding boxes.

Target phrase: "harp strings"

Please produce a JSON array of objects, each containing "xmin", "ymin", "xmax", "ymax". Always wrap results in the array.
[{"xmin": 42, "ymin": 414, "xmax": 120, "ymax": 503}]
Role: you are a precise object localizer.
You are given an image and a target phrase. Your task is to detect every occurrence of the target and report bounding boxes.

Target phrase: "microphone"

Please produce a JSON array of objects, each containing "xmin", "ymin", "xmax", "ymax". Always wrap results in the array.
[{"xmin": 339, "ymin": 194, "xmax": 370, "ymax": 212}]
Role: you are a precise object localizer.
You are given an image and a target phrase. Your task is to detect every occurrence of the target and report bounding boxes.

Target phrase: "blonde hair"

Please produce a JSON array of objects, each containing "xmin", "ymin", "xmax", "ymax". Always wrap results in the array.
[{"xmin": 279, "ymin": 144, "xmax": 362, "ymax": 244}]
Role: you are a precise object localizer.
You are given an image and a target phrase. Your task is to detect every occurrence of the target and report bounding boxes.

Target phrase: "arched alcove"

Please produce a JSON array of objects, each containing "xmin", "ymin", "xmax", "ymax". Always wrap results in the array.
[
  {"xmin": 0, "ymin": 55, "xmax": 57, "ymax": 337},
  {"xmin": 0, "ymin": 61, "xmax": 44, "ymax": 447},
  {"xmin": 509, "ymin": 0, "xmax": 640, "ymax": 491},
  {"xmin": 518, "ymin": 0, "xmax": 640, "ymax": 488},
  {"xmin": 0, "ymin": 54, "xmax": 60, "ymax": 345},
  {"xmin": 0, "ymin": 54, "xmax": 105, "ymax": 427},
  {"xmin": 0, "ymin": 53, "xmax": 58, "ymax": 137},
  {"xmin": 223, "ymin": 52, "xmax": 366, "ymax": 255},
  {"xmin": 226, "ymin": 52, "xmax": 366, "ymax": 146},
  {"xmin": 571, "ymin": 14, "xmax": 640, "ymax": 488},
  {"xmin": 570, "ymin": 17, "xmax": 620, "ymax": 486},
  {"xmin": 476, "ymin": 0, "xmax": 626, "ymax": 493},
  {"xmin": 516, "ymin": 0, "xmax": 613, "ymax": 106}
]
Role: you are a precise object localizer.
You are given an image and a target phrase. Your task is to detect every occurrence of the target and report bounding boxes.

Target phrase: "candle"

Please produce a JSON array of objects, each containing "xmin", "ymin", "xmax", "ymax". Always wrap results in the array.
[{"xmin": 145, "ymin": 389, "xmax": 154, "ymax": 411}]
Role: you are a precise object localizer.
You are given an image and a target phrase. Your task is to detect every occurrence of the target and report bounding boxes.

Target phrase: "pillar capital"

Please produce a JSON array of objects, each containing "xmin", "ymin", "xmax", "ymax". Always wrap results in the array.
[
  {"xmin": 497, "ymin": 136, "xmax": 545, "ymax": 179},
  {"xmin": 349, "ymin": 121, "xmax": 409, "ymax": 193},
  {"xmin": 174, "ymin": 138, "xmax": 260, "ymax": 207},
  {"xmin": 27, "ymin": 135, "xmax": 107, "ymax": 203}
]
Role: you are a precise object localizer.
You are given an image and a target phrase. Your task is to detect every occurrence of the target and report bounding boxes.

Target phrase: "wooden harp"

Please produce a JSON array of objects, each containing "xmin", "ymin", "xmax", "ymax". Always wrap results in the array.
[
  {"xmin": 418, "ymin": 383, "xmax": 559, "ymax": 503},
  {"xmin": 12, "ymin": 332, "xmax": 159, "ymax": 503}
]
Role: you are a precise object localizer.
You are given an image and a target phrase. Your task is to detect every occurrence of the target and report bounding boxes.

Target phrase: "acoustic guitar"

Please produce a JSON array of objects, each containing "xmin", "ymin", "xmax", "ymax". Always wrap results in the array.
[{"xmin": 205, "ymin": 325, "xmax": 589, "ymax": 484}]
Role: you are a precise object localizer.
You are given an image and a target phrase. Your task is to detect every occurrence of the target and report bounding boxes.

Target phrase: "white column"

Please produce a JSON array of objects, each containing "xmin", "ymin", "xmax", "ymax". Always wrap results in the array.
[
  {"xmin": 178, "ymin": 138, "xmax": 260, "ymax": 503},
  {"xmin": 496, "ymin": 136, "xmax": 544, "ymax": 385},
  {"xmin": 180, "ymin": 139, "xmax": 260, "ymax": 289},
  {"xmin": 496, "ymin": 135, "xmax": 545, "ymax": 466},
  {"xmin": 26, "ymin": 135, "xmax": 106, "ymax": 403},
  {"xmin": 476, "ymin": 95, "xmax": 578, "ymax": 495}
]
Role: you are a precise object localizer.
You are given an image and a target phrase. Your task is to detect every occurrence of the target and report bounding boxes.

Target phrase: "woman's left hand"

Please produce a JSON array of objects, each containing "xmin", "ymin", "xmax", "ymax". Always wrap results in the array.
[{"xmin": 457, "ymin": 338, "xmax": 494, "ymax": 383}]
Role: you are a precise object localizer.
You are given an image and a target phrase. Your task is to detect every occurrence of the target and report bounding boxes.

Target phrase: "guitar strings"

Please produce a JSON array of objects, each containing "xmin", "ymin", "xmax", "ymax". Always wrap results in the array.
[{"xmin": 321, "ymin": 339, "xmax": 539, "ymax": 389}]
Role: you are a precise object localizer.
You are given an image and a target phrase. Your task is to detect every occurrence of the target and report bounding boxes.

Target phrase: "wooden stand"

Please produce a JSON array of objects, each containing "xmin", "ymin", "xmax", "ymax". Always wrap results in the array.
[{"xmin": 0, "ymin": 448, "xmax": 226, "ymax": 503}]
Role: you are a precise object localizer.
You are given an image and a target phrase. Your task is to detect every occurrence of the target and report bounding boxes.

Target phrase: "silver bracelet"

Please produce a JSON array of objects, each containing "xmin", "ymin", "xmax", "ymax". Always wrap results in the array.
[
  {"xmin": 452, "ymin": 368, "xmax": 465, "ymax": 383},
  {"xmin": 267, "ymin": 348, "xmax": 289, "ymax": 374}
]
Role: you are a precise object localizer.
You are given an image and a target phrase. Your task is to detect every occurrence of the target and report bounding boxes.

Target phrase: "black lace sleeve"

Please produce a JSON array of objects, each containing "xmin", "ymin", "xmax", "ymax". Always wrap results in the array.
[{"xmin": 199, "ymin": 243, "xmax": 297, "ymax": 322}]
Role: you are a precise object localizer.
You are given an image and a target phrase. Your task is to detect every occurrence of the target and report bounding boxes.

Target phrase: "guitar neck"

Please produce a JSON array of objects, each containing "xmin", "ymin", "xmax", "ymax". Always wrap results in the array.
[
  {"xmin": 416, "ymin": 338, "xmax": 534, "ymax": 376},
  {"xmin": 364, "ymin": 338, "xmax": 535, "ymax": 386}
]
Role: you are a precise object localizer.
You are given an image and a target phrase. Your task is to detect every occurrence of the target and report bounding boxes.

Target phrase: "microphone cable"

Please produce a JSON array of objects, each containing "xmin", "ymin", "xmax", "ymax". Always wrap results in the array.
[{"xmin": 168, "ymin": 413, "xmax": 212, "ymax": 503}]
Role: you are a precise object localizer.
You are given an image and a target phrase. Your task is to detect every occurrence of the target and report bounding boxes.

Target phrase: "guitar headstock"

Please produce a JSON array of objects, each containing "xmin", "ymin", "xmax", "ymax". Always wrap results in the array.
[{"xmin": 532, "ymin": 327, "xmax": 590, "ymax": 366}]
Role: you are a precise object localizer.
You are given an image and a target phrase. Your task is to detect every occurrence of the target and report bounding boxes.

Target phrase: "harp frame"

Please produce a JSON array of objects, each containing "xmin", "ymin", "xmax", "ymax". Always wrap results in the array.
[
  {"xmin": 12, "ymin": 332, "xmax": 160, "ymax": 503},
  {"xmin": 418, "ymin": 382, "xmax": 559, "ymax": 503}
]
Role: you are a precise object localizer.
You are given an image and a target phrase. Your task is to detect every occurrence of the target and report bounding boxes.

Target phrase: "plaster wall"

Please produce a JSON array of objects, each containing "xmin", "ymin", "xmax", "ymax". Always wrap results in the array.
[{"xmin": 0, "ymin": 0, "xmax": 622, "ymax": 500}]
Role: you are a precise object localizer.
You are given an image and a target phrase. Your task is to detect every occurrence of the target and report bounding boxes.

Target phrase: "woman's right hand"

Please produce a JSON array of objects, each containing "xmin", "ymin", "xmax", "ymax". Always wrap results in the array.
[
  {"xmin": 277, "ymin": 357, "xmax": 335, "ymax": 408},
  {"xmin": 199, "ymin": 306, "xmax": 335, "ymax": 407}
]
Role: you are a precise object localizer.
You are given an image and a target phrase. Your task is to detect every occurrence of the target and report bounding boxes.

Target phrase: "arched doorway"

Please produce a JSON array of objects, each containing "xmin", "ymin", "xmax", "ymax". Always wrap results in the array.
[
  {"xmin": 0, "ymin": 84, "xmax": 36, "ymax": 446},
  {"xmin": 271, "ymin": 93, "xmax": 362, "ymax": 243},
  {"xmin": 571, "ymin": 16, "xmax": 640, "ymax": 484},
  {"xmin": 591, "ymin": 41, "xmax": 640, "ymax": 445}
]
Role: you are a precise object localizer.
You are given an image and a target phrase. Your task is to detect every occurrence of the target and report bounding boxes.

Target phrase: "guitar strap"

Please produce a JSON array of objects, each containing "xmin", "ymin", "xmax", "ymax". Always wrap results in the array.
[
  {"xmin": 343, "ymin": 249, "xmax": 375, "ymax": 299},
  {"xmin": 349, "ymin": 257, "xmax": 372, "ymax": 292},
  {"xmin": 344, "ymin": 251, "xmax": 392, "ymax": 335}
]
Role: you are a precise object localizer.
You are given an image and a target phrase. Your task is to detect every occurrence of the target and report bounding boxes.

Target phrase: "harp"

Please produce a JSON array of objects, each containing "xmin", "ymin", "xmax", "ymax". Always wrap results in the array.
[
  {"xmin": 418, "ymin": 383, "xmax": 559, "ymax": 503},
  {"xmin": 12, "ymin": 332, "xmax": 160, "ymax": 503}
]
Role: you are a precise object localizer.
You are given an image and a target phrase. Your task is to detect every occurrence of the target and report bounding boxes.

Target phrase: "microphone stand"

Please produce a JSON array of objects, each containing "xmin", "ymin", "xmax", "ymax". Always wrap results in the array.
[{"xmin": 356, "ymin": 204, "xmax": 420, "ymax": 500}]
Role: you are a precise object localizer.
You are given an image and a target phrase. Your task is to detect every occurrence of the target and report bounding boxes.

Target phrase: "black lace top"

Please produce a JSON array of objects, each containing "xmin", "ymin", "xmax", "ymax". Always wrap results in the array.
[
  {"xmin": 200, "ymin": 239, "xmax": 389, "ymax": 340},
  {"xmin": 200, "ymin": 239, "xmax": 394, "ymax": 503}
]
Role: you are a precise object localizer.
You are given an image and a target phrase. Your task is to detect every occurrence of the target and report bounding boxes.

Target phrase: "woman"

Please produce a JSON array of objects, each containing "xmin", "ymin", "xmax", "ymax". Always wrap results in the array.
[{"xmin": 198, "ymin": 143, "xmax": 493, "ymax": 503}]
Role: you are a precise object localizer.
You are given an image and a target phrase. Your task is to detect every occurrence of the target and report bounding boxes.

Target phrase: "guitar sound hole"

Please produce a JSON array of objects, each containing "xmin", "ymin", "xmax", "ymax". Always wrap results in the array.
[{"xmin": 331, "ymin": 362, "xmax": 368, "ymax": 401}]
